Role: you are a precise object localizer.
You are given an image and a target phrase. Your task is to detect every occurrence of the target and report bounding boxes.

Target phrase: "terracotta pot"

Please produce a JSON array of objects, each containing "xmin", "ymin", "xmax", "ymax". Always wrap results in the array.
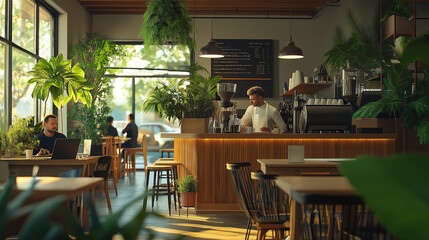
[
  {"xmin": 181, "ymin": 118, "xmax": 209, "ymax": 133},
  {"xmin": 181, "ymin": 192, "xmax": 196, "ymax": 207}
]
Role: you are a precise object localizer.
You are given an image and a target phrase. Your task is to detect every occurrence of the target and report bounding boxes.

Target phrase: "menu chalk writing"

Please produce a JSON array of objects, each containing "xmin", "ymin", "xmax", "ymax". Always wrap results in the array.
[{"xmin": 211, "ymin": 39, "xmax": 273, "ymax": 97}]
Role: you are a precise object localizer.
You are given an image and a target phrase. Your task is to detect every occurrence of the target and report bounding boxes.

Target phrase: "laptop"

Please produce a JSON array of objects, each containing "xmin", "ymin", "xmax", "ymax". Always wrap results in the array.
[
  {"xmin": 77, "ymin": 139, "xmax": 92, "ymax": 158},
  {"xmin": 51, "ymin": 138, "xmax": 81, "ymax": 160}
]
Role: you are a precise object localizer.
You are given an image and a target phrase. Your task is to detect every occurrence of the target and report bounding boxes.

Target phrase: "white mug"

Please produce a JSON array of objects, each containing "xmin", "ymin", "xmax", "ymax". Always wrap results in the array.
[
  {"xmin": 304, "ymin": 76, "xmax": 309, "ymax": 83},
  {"xmin": 307, "ymin": 98, "xmax": 314, "ymax": 105},
  {"xmin": 314, "ymin": 99, "xmax": 321, "ymax": 105},
  {"xmin": 272, "ymin": 128, "xmax": 280, "ymax": 134},
  {"xmin": 331, "ymin": 99, "xmax": 338, "ymax": 105},
  {"xmin": 320, "ymin": 99, "xmax": 327, "ymax": 105},
  {"xmin": 326, "ymin": 99, "xmax": 332, "ymax": 105},
  {"xmin": 337, "ymin": 99, "xmax": 344, "ymax": 105}
]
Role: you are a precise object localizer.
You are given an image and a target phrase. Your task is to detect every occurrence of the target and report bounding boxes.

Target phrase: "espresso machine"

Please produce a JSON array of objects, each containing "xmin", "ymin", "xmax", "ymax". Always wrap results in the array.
[{"xmin": 216, "ymin": 83, "xmax": 238, "ymax": 133}]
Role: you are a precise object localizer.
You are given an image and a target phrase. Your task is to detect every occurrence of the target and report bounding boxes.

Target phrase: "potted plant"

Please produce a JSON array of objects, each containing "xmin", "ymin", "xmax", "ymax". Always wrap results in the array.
[
  {"xmin": 177, "ymin": 175, "xmax": 197, "ymax": 207},
  {"xmin": 27, "ymin": 53, "xmax": 94, "ymax": 133},
  {"xmin": 4, "ymin": 116, "xmax": 39, "ymax": 157},
  {"xmin": 353, "ymin": 32, "xmax": 429, "ymax": 144},
  {"xmin": 142, "ymin": 64, "xmax": 222, "ymax": 133},
  {"xmin": 140, "ymin": 0, "xmax": 194, "ymax": 50},
  {"xmin": 381, "ymin": 0, "xmax": 413, "ymax": 38}
]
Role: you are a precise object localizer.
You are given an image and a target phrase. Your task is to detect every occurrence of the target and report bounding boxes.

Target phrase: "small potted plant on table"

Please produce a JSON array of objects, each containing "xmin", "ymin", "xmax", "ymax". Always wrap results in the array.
[{"xmin": 177, "ymin": 175, "xmax": 197, "ymax": 216}]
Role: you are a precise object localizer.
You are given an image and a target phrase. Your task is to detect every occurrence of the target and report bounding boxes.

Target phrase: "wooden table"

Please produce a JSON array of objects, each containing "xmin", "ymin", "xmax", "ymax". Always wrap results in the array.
[
  {"xmin": 257, "ymin": 158, "xmax": 354, "ymax": 176},
  {"xmin": 2, "ymin": 176, "xmax": 103, "ymax": 232},
  {"xmin": 275, "ymin": 176, "xmax": 360, "ymax": 240},
  {"xmin": 0, "ymin": 156, "xmax": 99, "ymax": 177}
]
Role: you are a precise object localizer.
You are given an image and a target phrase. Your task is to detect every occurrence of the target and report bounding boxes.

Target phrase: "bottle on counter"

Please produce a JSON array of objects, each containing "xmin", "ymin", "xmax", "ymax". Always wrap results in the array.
[
  {"xmin": 231, "ymin": 114, "xmax": 240, "ymax": 133},
  {"xmin": 208, "ymin": 117, "xmax": 214, "ymax": 133}
]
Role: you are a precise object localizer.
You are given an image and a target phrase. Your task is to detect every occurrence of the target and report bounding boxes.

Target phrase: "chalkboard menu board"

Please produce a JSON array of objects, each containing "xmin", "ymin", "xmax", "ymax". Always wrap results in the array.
[{"xmin": 211, "ymin": 39, "xmax": 273, "ymax": 98}]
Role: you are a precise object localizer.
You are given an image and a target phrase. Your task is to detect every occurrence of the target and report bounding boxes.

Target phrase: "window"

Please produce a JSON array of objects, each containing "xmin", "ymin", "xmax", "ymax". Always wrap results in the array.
[
  {"xmin": 11, "ymin": 47, "xmax": 36, "ymax": 118},
  {"xmin": 0, "ymin": 0, "xmax": 57, "ymax": 127},
  {"xmin": 12, "ymin": 0, "xmax": 36, "ymax": 53}
]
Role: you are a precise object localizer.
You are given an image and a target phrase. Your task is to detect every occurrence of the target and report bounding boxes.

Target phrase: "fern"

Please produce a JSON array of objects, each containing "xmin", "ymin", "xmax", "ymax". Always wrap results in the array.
[{"xmin": 140, "ymin": 0, "xmax": 194, "ymax": 50}]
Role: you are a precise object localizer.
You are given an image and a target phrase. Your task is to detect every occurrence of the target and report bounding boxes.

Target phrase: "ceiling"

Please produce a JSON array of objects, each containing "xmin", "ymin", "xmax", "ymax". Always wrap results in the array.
[{"xmin": 77, "ymin": 0, "xmax": 338, "ymax": 17}]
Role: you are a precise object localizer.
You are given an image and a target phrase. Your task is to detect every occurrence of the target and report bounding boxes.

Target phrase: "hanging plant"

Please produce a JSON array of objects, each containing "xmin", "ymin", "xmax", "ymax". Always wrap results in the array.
[{"xmin": 140, "ymin": 0, "xmax": 194, "ymax": 50}]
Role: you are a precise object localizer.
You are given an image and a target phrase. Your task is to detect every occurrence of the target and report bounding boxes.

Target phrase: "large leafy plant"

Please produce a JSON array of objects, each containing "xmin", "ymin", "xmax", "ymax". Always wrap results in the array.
[
  {"xmin": 353, "ymin": 33, "xmax": 429, "ymax": 144},
  {"xmin": 140, "ymin": 0, "xmax": 194, "ymax": 50},
  {"xmin": 339, "ymin": 154, "xmax": 429, "ymax": 239},
  {"xmin": 68, "ymin": 34, "xmax": 125, "ymax": 144},
  {"xmin": 142, "ymin": 65, "xmax": 221, "ymax": 122},
  {"xmin": 324, "ymin": 10, "xmax": 391, "ymax": 76},
  {"xmin": 28, "ymin": 53, "xmax": 94, "ymax": 114}
]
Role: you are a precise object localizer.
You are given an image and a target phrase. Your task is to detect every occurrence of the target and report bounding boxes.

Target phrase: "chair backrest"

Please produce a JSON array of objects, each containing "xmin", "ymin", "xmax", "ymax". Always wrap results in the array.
[
  {"xmin": 141, "ymin": 134, "xmax": 147, "ymax": 162},
  {"xmin": 251, "ymin": 172, "xmax": 288, "ymax": 223},
  {"xmin": 226, "ymin": 162, "xmax": 256, "ymax": 220},
  {"xmin": 94, "ymin": 156, "xmax": 113, "ymax": 180},
  {"xmin": 103, "ymin": 136, "xmax": 116, "ymax": 157}
]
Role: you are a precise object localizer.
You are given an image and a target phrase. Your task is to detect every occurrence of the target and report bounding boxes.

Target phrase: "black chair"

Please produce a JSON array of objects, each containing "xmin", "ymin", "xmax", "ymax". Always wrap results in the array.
[
  {"xmin": 226, "ymin": 162, "xmax": 255, "ymax": 240},
  {"xmin": 93, "ymin": 156, "xmax": 113, "ymax": 213},
  {"xmin": 251, "ymin": 172, "xmax": 290, "ymax": 240}
]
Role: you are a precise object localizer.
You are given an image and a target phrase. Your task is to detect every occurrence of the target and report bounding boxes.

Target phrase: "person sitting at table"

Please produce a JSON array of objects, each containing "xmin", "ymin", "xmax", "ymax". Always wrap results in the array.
[
  {"xmin": 34, "ymin": 114, "xmax": 66, "ymax": 156},
  {"xmin": 121, "ymin": 113, "xmax": 138, "ymax": 148},
  {"xmin": 240, "ymin": 86, "xmax": 287, "ymax": 133},
  {"xmin": 106, "ymin": 116, "xmax": 119, "ymax": 137}
]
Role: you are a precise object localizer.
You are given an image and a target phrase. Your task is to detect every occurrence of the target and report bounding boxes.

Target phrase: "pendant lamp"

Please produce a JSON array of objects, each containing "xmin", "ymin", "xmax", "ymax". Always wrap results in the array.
[
  {"xmin": 278, "ymin": 0, "xmax": 303, "ymax": 59},
  {"xmin": 199, "ymin": 0, "xmax": 224, "ymax": 58}
]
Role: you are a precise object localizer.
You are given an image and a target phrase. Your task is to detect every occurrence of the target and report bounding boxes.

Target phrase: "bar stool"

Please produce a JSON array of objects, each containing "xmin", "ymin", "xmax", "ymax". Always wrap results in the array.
[
  {"xmin": 123, "ymin": 135, "xmax": 147, "ymax": 176},
  {"xmin": 159, "ymin": 148, "xmax": 174, "ymax": 158},
  {"xmin": 145, "ymin": 165, "xmax": 176, "ymax": 216},
  {"xmin": 154, "ymin": 160, "xmax": 181, "ymax": 210}
]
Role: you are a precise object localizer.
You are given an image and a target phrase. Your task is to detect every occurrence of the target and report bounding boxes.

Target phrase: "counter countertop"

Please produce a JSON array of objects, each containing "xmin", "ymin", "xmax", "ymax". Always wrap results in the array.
[{"xmin": 161, "ymin": 133, "xmax": 396, "ymax": 139}]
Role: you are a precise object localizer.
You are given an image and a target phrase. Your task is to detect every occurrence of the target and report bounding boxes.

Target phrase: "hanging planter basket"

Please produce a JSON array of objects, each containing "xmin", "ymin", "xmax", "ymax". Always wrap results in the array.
[{"xmin": 140, "ymin": 0, "xmax": 195, "ymax": 50}]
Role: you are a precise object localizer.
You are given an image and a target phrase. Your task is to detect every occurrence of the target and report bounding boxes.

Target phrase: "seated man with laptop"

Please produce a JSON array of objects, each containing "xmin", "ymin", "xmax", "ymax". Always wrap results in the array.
[{"xmin": 34, "ymin": 114, "xmax": 66, "ymax": 156}]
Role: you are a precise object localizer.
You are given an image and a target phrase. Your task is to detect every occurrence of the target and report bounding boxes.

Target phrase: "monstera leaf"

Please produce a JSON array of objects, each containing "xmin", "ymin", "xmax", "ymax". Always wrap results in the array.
[{"xmin": 339, "ymin": 154, "xmax": 429, "ymax": 239}]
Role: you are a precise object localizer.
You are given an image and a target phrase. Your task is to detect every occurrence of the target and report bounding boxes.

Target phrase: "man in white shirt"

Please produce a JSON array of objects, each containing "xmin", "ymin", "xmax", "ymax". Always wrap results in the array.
[{"xmin": 240, "ymin": 86, "xmax": 287, "ymax": 133}]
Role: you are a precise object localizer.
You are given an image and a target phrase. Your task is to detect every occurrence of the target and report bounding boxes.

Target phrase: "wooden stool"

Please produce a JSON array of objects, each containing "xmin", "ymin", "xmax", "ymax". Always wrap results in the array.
[
  {"xmin": 159, "ymin": 148, "xmax": 174, "ymax": 158},
  {"xmin": 145, "ymin": 165, "xmax": 176, "ymax": 216},
  {"xmin": 154, "ymin": 160, "xmax": 182, "ymax": 210}
]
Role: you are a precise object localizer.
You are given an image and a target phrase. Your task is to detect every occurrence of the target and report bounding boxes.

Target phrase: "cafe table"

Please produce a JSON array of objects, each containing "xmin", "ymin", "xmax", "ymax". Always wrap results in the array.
[
  {"xmin": 2, "ymin": 176, "xmax": 103, "ymax": 232},
  {"xmin": 257, "ymin": 158, "xmax": 354, "ymax": 176},
  {"xmin": 0, "ymin": 156, "xmax": 100, "ymax": 177},
  {"xmin": 276, "ymin": 176, "xmax": 387, "ymax": 240}
]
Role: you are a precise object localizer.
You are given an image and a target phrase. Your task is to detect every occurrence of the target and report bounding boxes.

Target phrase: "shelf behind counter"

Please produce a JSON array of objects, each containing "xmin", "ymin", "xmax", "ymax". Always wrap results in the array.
[{"xmin": 161, "ymin": 133, "xmax": 396, "ymax": 212}]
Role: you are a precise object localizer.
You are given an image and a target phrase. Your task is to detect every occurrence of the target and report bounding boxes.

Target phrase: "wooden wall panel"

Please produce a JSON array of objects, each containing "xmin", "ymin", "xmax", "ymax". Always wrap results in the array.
[{"xmin": 173, "ymin": 137, "xmax": 396, "ymax": 212}]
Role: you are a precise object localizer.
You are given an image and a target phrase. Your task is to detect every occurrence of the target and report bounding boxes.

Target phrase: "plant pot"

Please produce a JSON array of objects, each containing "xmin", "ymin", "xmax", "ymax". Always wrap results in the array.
[
  {"xmin": 181, "ymin": 118, "xmax": 209, "ymax": 133},
  {"xmin": 384, "ymin": 15, "xmax": 413, "ymax": 38},
  {"xmin": 5, "ymin": 149, "xmax": 19, "ymax": 158},
  {"xmin": 181, "ymin": 192, "xmax": 196, "ymax": 207}
]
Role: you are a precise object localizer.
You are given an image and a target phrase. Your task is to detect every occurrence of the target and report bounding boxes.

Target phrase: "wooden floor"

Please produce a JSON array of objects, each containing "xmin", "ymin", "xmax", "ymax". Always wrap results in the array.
[{"xmin": 95, "ymin": 171, "xmax": 258, "ymax": 240}]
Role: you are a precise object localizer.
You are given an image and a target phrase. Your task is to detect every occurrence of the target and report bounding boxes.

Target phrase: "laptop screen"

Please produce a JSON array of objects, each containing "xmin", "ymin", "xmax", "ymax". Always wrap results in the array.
[{"xmin": 51, "ymin": 139, "xmax": 81, "ymax": 160}]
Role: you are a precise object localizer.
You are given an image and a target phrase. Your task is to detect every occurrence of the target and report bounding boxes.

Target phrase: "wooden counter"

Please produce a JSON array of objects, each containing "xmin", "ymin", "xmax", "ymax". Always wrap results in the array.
[{"xmin": 161, "ymin": 133, "xmax": 396, "ymax": 212}]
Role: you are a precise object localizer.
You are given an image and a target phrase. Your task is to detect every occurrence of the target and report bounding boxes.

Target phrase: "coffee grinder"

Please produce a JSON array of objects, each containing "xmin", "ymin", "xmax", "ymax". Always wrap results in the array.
[{"xmin": 216, "ymin": 83, "xmax": 238, "ymax": 133}]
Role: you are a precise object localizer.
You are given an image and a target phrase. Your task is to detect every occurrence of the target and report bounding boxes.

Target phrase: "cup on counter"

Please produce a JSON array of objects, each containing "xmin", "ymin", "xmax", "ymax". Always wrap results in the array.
[
  {"xmin": 246, "ymin": 126, "xmax": 254, "ymax": 133},
  {"xmin": 272, "ymin": 128, "xmax": 280, "ymax": 134},
  {"xmin": 320, "ymin": 99, "xmax": 327, "ymax": 105},
  {"xmin": 307, "ymin": 98, "xmax": 314, "ymax": 105},
  {"xmin": 304, "ymin": 76, "xmax": 310, "ymax": 83},
  {"xmin": 326, "ymin": 99, "xmax": 332, "ymax": 105},
  {"xmin": 314, "ymin": 99, "xmax": 321, "ymax": 105},
  {"xmin": 337, "ymin": 99, "xmax": 344, "ymax": 105},
  {"xmin": 331, "ymin": 99, "xmax": 338, "ymax": 105}
]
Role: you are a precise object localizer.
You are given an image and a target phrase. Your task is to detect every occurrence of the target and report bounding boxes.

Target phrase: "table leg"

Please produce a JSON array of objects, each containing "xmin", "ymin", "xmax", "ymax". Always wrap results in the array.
[{"xmin": 290, "ymin": 200, "xmax": 302, "ymax": 240}]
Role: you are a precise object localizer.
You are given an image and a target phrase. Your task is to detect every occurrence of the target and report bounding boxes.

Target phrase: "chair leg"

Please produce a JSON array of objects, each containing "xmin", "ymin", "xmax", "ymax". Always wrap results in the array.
[
  {"xmin": 166, "ymin": 170, "xmax": 171, "ymax": 216},
  {"xmin": 104, "ymin": 180, "xmax": 112, "ymax": 213},
  {"xmin": 112, "ymin": 169, "xmax": 118, "ymax": 196},
  {"xmin": 245, "ymin": 218, "xmax": 252, "ymax": 240},
  {"xmin": 152, "ymin": 170, "xmax": 157, "ymax": 208}
]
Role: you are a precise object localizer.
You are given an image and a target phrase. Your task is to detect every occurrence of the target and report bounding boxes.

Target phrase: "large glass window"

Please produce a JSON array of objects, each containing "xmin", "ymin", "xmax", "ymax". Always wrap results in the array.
[
  {"xmin": 11, "ymin": 47, "xmax": 35, "ymax": 118},
  {"xmin": 12, "ymin": 0, "xmax": 35, "ymax": 53},
  {"xmin": 0, "ymin": 0, "xmax": 5, "ymax": 37},
  {"xmin": 39, "ymin": 6, "xmax": 54, "ymax": 59},
  {"xmin": 0, "ymin": 43, "xmax": 5, "ymax": 128}
]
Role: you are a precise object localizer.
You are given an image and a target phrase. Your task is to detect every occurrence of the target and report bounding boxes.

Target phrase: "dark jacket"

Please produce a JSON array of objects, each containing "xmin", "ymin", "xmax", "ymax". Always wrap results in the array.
[
  {"xmin": 122, "ymin": 121, "xmax": 138, "ymax": 148},
  {"xmin": 106, "ymin": 125, "xmax": 119, "ymax": 137},
  {"xmin": 34, "ymin": 132, "xmax": 67, "ymax": 154}
]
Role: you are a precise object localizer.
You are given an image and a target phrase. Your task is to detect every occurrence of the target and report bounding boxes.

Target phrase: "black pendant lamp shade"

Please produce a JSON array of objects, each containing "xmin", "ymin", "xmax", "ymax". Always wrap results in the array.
[
  {"xmin": 278, "ymin": 0, "xmax": 304, "ymax": 60},
  {"xmin": 199, "ymin": 0, "xmax": 224, "ymax": 58},
  {"xmin": 199, "ymin": 39, "xmax": 224, "ymax": 58},
  {"xmin": 278, "ymin": 37, "xmax": 304, "ymax": 59}
]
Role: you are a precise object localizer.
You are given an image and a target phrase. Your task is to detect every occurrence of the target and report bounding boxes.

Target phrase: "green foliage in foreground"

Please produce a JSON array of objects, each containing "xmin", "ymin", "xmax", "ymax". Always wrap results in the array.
[{"xmin": 339, "ymin": 154, "xmax": 429, "ymax": 240}]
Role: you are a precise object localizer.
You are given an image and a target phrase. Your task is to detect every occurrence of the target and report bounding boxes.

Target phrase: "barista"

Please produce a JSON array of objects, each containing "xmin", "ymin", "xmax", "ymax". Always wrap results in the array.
[{"xmin": 240, "ymin": 86, "xmax": 287, "ymax": 133}]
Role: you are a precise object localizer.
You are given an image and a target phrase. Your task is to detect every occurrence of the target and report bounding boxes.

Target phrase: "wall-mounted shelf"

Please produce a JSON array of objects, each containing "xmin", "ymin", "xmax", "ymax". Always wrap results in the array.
[{"xmin": 281, "ymin": 83, "xmax": 331, "ymax": 97}]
